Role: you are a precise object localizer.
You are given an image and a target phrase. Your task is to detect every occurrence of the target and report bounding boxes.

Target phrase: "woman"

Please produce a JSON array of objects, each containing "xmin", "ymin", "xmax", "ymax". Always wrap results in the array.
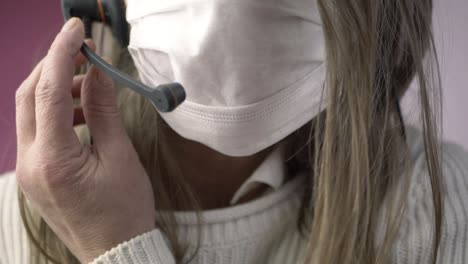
[{"xmin": 1, "ymin": 0, "xmax": 467, "ymax": 263}]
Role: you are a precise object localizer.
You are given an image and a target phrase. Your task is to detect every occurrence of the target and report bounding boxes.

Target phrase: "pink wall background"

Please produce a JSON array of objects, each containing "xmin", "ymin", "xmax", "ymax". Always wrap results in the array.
[
  {"xmin": 0, "ymin": 1, "xmax": 64, "ymax": 174},
  {"xmin": 0, "ymin": 1, "xmax": 467, "ymax": 174},
  {"xmin": 433, "ymin": 0, "xmax": 468, "ymax": 150}
]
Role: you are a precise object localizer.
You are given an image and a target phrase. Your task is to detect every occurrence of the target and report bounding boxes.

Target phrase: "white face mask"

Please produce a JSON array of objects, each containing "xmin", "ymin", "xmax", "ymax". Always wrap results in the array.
[{"xmin": 126, "ymin": 0, "xmax": 326, "ymax": 157}]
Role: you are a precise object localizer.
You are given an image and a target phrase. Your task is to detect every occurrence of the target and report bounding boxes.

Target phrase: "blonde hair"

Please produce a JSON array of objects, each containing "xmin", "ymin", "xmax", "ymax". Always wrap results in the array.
[{"xmin": 19, "ymin": 0, "xmax": 444, "ymax": 263}]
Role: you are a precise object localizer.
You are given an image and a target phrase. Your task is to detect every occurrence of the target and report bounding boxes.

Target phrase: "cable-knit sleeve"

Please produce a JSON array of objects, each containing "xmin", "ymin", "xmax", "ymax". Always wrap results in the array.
[
  {"xmin": 90, "ymin": 229, "xmax": 176, "ymax": 264},
  {"xmin": 0, "ymin": 170, "xmax": 177, "ymax": 264},
  {"xmin": 394, "ymin": 139, "xmax": 468, "ymax": 264},
  {"xmin": 0, "ymin": 171, "xmax": 33, "ymax": 264},
  {"xmin": 0, "ymin": 172, "xmax": 10, "ymax": 264}
]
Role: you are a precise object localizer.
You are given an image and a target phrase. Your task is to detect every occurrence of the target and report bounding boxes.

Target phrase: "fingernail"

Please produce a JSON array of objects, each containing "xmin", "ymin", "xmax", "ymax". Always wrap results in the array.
[{"xmin": 62, "ymin": 17, "xmax": 80, "ymax": 32}]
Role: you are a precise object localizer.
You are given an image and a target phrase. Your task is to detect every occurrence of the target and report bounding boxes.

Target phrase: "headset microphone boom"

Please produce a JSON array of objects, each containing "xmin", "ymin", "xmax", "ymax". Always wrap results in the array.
[{"xmin": 61, "ymin": 0, "xmax": 186, "ymax": 112}]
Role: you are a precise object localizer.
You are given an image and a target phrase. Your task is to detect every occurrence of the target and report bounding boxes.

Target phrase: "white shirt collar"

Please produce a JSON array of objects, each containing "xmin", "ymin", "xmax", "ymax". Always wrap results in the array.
[{"xmin": 230, "ymin": 142, "xmax": 286, "ymax": 205}]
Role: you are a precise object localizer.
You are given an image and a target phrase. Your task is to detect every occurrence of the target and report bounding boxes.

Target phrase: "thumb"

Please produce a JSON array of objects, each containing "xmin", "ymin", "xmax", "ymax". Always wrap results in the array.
[{"xmin": 81, "ymin": 62, "xmax": 127, "ymax": 148}]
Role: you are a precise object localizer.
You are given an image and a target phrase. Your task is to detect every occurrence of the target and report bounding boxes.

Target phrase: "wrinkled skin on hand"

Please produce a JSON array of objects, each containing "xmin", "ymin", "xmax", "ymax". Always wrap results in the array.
[{"xmin": 15, "ymin": 18, "xmax": 156, "ymax": 263}]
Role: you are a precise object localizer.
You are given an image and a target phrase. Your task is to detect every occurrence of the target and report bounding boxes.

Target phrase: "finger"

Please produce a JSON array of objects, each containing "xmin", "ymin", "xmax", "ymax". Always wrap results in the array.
[
  {"xmin": 74, "ymin": 39, "xmax": 96, "ymax": 67},
  {"xmin": 73, "ymin": 107, "xmax": 85, "ymax": 126},
  {"xmin": 72, "ymin": 74, "xmax": 86, "ymax": 98},
  {"xmin": 35, "ymin": 17, "xmax": 84, "ymax": 148},
  {"xmin": 81, "ymin": 62, "xmax": 128, "ymax": 149},
  {"xmin": 15, "ymin": 59, "xmax": 44, "ymax": 146}
]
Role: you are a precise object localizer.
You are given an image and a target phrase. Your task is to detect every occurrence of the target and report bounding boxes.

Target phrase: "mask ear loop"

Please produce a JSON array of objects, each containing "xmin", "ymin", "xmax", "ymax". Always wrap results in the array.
[
  {"xmin": 97, "ymin": 20, "xmax": 105, "ymax": 56},
  {"xmin": 392, "ymin": 86, "xmax": 407, "ymax": 142}
]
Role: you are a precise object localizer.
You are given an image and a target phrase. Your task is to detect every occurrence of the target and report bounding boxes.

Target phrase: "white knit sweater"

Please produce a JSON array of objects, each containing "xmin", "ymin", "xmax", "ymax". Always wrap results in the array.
[{"xmin": 1, "ymin": 126, "xmax": 467, "ymax": 264}]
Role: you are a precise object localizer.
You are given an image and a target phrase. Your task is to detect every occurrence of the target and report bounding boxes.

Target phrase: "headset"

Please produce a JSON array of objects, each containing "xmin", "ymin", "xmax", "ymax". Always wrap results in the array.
[{"xmin": 61, "ymin": 0, "xmax": 186, "ymax": 112}]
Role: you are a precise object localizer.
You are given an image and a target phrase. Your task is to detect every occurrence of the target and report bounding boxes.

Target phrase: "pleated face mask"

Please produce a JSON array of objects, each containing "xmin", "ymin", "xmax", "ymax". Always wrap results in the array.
[{"xmin": 126, "ymin": 0, "xmax": 326, "ymax": 157}]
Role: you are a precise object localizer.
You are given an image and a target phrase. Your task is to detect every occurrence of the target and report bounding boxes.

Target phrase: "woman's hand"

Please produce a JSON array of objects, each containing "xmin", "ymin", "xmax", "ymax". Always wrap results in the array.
[{"xmin": 15, "ymin": 18, "xmax": 156, "ymax": 263}]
